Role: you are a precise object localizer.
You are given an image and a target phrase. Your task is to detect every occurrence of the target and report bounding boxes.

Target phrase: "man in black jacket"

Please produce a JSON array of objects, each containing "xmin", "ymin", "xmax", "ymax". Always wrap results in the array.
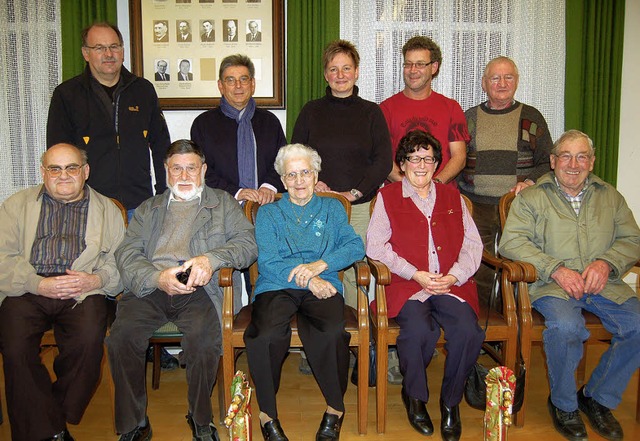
[{"xmin": 47, "ymin": 22, "xmax": 171, "ymax": 215}]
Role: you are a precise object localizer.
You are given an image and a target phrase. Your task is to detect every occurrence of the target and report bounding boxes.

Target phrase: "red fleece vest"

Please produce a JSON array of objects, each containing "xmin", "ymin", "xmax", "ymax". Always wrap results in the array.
[{"xmin": 374, "ymin": 182, "xmax": 479, "ymax": 318}]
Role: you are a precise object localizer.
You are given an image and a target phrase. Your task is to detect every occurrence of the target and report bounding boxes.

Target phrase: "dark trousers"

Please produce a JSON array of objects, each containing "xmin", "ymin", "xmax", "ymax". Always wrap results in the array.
[
  {"xmin": 0, "ymin": 294, "xmax": 107, "ymax": 440},
  {"xmin": 470, "ymin": 201, "xmax": 501, "ymax": 309},
  {"xmin": 396, "ymin": 296, "xmax": 484, "ymax": 407},
  {"xmin": 105, "ymin": 288, "xmax": 221, "ymax": 433},
  {"xmin": 244, "ymin": 289, "xmax": 350, "ymax": 418}
]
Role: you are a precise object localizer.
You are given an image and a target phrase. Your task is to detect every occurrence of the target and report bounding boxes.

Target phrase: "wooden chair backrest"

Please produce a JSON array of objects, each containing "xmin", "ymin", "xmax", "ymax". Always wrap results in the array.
[
  {"xmin": 499, "ymin": 192, "xmax": 516, "ymax": 232},
  {"xmin": 110, "ymin": 198, "xmax": 128, "ymax": 227}
]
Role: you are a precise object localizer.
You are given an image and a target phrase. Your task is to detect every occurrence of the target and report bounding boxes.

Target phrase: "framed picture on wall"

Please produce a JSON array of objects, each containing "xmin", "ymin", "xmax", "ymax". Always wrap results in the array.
[{"xmin": 129, "ymin": 0, "xmax": 284, "ymax": 109}]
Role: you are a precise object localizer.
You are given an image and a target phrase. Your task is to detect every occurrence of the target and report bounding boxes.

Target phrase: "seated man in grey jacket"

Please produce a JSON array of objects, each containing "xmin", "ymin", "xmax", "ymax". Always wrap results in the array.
[
  {"xmin": 0, "ymin": 143, "xmax": 126, "ymax": 441},
  {"xmin": 106, "ymin": 139, "xmax": 257, "ymax": 441},
  {"xmin": 499, "ymin": 130, "xmax": 640, "ymax": 441}
]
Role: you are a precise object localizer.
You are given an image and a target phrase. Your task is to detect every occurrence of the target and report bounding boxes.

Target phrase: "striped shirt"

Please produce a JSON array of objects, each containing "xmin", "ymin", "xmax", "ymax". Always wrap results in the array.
[{"xmin": 30, "ymin": 186, "xmax": 89, "ymax": 275}]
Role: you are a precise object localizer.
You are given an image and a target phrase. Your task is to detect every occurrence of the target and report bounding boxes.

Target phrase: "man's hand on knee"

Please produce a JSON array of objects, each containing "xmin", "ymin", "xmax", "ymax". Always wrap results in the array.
[{"xmin": 551, "ymin": 266, "xmax": 585, "ymax": 299}]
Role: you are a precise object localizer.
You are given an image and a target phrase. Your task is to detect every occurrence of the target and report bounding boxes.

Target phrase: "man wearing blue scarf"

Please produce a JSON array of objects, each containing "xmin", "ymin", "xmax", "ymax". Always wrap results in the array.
[{"xmin": 191, "ymin": 54, "xmax": 286, "ymax": 206}]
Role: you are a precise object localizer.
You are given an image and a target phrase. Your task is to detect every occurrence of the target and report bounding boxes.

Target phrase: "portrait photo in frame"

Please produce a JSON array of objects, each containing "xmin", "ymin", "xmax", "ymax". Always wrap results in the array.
[{"xmin": 129, "ymin": 0, "xmax": 284, "ymax": 109}]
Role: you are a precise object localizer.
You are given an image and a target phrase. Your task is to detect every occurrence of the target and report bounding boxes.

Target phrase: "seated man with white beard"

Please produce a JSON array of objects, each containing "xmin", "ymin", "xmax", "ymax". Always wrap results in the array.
[{"xmin": 106, "ymin": 139, "xmax": 257, "ymax": 441}]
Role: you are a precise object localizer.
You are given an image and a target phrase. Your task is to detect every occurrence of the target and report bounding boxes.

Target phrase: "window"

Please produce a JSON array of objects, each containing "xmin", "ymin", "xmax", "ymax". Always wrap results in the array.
[
  {"xmin": 341, "ymin": 0, "xmax": 565, "ymax": 139},
  {"xmin": 0, "ymin": 0, "xmax": 61, "ymax": 202}
]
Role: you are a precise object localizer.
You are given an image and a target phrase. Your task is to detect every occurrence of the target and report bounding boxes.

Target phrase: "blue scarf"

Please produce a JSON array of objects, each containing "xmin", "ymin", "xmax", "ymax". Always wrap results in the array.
[{"xmin": 220, "ymin": 96, "xmax": 257, "ymax": 189}]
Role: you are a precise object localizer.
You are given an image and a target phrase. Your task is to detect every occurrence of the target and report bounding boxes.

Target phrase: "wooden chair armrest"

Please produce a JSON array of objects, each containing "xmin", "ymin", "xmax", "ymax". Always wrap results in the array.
[
  {"xmin": 482, "ymin": 249, "xmax": 506, "ymax": 270},
  {"xmin": 366, "ymin": 257, "xmax": 390, "ymax": 332},
  {"xmin": 366, "ymin": 257, "xmax": 391, "ymax": 286},
  {"xmin": 510, "ymin": 261, "xmax": 537, "ymax": 330},
  {"xmin": 352, "ymin": 260, "xmax": 371, "ymax": 332},
  {"xmin": 353, "ymin": 259, "xmax": 371, "ymax": 287},
  {"xmin": 219, "ymin": 267, "xmax": 235, "ymax": 333},
  {"xmin": 219, "ymin": 267, "xmax": 234, "ymax": 287},
  {"xmin": 498, "ymin": 260, "xmax": 522, "ymax": 327}
]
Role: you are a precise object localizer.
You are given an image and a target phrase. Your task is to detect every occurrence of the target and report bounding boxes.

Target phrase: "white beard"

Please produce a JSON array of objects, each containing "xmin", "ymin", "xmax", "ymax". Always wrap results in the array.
[{"xmin": 169, "ymin": 181, "xmax": 203, "ymax": 201}]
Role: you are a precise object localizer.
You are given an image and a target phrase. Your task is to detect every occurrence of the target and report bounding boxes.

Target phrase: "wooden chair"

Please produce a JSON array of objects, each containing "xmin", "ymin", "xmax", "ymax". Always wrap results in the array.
[
  {"xmin": 218, "ymin": 192, "xmax": 371, "ymax": 434},
  {"xmin": 499, "ymin": 191, "xmax": 640, "ymax": 424},
  {"xmin": 367, "ymin": 193, "xmax": 521, "ymax": 433}
]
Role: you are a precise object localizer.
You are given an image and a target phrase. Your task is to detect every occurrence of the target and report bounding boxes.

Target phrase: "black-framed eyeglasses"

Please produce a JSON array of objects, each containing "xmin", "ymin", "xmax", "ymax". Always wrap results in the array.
[
  {"xmin": 405, "ymin": 155, "xmax": 436, "ymax": 164},
  {"xmin": 83, "ymin": 44, "xmax": 123, "ymax": 54},
  {"xmin": 402, "ymin": 60, "xmax": 435, "ymax": 70}
]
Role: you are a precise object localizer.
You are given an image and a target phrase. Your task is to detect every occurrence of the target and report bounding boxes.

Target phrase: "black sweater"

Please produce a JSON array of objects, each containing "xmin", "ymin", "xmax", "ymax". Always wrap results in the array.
[{"xmin": 292, "ymin": 86, "xmax": 392, "ymax": 204}]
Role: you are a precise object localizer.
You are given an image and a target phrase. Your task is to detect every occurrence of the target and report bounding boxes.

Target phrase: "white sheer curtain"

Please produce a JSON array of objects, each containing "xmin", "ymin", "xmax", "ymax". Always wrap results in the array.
[
  {"xmin": 0, "ymin": 0, "xmax": 61, "ymax": 203},
  {"xmin": 341, "ymin": 0, "xmax": 565, "ymax": 140}
]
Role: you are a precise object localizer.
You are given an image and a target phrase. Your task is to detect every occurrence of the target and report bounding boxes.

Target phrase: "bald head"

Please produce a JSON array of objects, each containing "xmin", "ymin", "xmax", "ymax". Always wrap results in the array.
[{"xmin": 41, "ymin": 144, "xmax": 90, "ymax": 203}]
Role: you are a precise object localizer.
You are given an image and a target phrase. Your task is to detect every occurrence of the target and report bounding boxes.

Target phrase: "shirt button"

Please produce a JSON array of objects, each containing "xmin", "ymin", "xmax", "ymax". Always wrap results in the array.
[{"xmin": 436, "ymin": 246, "xmax": 442, "ymax": 251}]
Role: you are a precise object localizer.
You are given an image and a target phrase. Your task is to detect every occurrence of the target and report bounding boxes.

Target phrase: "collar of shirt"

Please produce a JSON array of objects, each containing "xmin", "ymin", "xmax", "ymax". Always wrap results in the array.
[
  {"xmin": 553, "ymin": 174, "xmax": 588, "ymax": 215},
  {"xmin": 401, "ymin": 177, "xmax": 436, "ymax": 212},
  {"xmin": 38, "ymin": 184, "xmax": 90, "ymax": 205}
]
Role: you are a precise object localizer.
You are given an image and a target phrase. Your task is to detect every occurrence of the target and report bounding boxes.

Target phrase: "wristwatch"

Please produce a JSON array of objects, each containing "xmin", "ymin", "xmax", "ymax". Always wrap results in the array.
[{"xmin": 350, "ymin": 188, "xmax": 363, "ymax": 200}]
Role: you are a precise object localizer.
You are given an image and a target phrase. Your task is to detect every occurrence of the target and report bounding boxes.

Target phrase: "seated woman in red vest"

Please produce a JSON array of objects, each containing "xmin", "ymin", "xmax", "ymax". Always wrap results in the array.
[{"xmin": 366, "ymin": 130, "xmax": 483, "ymax": 441}]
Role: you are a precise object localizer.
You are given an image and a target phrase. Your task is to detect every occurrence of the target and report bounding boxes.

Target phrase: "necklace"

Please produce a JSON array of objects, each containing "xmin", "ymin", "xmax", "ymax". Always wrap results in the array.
[{"xmin": 291, "ymin": 202, "xmax": 309, "ymax": 224}]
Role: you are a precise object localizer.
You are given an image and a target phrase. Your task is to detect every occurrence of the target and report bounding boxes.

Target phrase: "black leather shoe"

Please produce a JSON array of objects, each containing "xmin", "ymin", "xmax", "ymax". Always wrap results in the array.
[
  {"xmin": 260, "ymin": 419, "xmax": 289, "ymax": 441},
  {"xmin": 401, "ymin": 388, "xmax": 433, "ymax": 436},
  {"xmin": 440, "ymin": 400, "xmax": 462, "ymax": 441},
  {"xmin": 577, "ymin": 386, "xmax": 623, "ymax": 440},
  {"xmin": 186, "ymin": 414, "xmax": 220, "ymax": 441},
  {"xmin": 547, "ymin": 397, "xmax": 587, "ymax": 441},
  {"xmin": 118, "ymin": 417, "xmax": 152, "ymax": 441},
  {"xmin": 316, "ymin": 412, "xmax": 344, "ymax": 441},
  {"xmin": 45, "ymin": 430, "xmax": 74, "ymax": 441}
]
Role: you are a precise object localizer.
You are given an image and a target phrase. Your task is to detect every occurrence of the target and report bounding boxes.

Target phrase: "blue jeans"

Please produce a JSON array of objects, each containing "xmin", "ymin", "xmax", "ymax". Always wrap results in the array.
[{"xmin": 533, "ymin": 294, "xmax": 640, "ymax": 411}]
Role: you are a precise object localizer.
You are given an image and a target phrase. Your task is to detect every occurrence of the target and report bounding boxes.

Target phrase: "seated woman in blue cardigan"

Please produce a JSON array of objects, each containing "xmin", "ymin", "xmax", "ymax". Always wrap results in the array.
[{"xmin": 244, "ymin": 144, "xmax": 364, "ymax": 441}]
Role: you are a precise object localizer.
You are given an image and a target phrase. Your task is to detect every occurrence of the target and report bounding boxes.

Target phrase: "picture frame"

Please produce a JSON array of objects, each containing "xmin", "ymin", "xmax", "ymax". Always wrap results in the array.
[{"xmin": 129, "ymin": 0, "xmax": 284, "ymax": 109}]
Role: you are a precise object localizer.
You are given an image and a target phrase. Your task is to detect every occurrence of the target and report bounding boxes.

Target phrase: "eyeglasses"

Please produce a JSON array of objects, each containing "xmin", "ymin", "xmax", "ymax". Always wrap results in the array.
[
  {"xmin": 168, "ymin": 165, "xmax": 201, "ymax": 176},
  {"xmin": 44, "ymin": 164, "xmax": 85, "ymax": 177},
  {"xmin": 405, "ymin": 155, "xmax": 436, "ymax": 164},
  {"xmin": 554, "ymin": 153, "xmax": 592, "ymax": 164},
  {"xmin": 283, "ymin": 169, "xmax": 315, "ymax": 182},
  {"xmin": 488, "ymin": 74, "xmax": 517, "ymax": 84},
  {"xmin": 83, "ymin": 44, "xmax": 123, "ymax": 54},
  {"xmin": 402, "ymin": 61, "xmax": 435, "ymax": 70},
  {"xmin": 223, "ymin": 76, "xmax": 251, "ymax": 87}
]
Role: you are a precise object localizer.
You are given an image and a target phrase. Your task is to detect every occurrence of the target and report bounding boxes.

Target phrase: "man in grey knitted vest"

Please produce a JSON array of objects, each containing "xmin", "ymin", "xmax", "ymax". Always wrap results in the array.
[{"xmin": 459, "ymin": 56, "xmax": 552, "ymax": 307}]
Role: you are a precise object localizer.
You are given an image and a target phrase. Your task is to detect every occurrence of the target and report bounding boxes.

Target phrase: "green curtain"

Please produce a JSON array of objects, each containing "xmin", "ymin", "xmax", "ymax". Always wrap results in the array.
[
  {"xmin": 285, "ymin": 0, "xmax": 340, "ymax": 139},
  {"xmin": 564, "ymin": 0, "xmax": 625, "ymax": 185},
  {"xmin": 60, "ymin": 0, "xmax": 118, "ymax": 81}
]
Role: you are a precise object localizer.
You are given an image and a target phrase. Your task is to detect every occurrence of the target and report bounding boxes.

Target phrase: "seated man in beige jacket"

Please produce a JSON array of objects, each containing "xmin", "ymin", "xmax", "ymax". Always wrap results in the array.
[{"xmin": 0, "ymin": 143, "xmax": 126, "ymax": 441}]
